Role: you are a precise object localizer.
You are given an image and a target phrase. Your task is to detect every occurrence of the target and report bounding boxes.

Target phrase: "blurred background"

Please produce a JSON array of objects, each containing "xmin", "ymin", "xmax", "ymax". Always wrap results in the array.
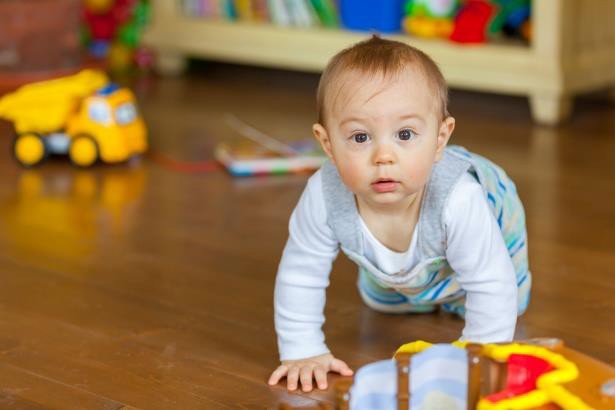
[{"xmin": 0, "ymin": 1, "xmax": 614, "ymax": 409}]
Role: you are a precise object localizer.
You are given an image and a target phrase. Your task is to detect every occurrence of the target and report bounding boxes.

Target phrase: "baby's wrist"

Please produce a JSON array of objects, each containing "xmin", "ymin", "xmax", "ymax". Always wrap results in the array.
[{"xmin": 279, "ymin": 345, "xmax": 330, "ymax": 362}]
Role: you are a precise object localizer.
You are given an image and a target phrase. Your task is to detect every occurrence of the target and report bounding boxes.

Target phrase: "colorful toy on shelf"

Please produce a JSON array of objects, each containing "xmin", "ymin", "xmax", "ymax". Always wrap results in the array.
[
  {"xmin": 82, "ymin": 0, "xmax": 152, "ymax": 71},
  {"xmin": 449, "ymin": 0, "xmax": 495, "ymax": 43},
  {"xmin": 340, "ymin": 0, "xmax": 406, "ymax": 34},
  {"xmin": 449, "ymin": 0, "xmax": 530, "ymax": 43},
  {"xmin": 0, "ymin": 69, "xmax": 147, "ymax": 167},
  {"xmin": 280, "ymin": 338, "xmax": 615, "ymax": 409},
  {"xmin": 403, "ymin": 0, "xmax": 530, "ymax": 43},
  {"xmin": 403, "ymin": 0, "xmax": 460, "ymax": 39},
  {"xmin": 84, "ymin": 0, "xmax": 115, "ymax": 14},
  {"xmin": 497, "ymin": 0, "xmax": 531, "ymax": 41}
]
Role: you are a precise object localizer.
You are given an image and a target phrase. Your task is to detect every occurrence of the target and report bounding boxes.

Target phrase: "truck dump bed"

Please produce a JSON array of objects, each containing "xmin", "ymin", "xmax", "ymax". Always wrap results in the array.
[{"xmin": 0, "ymin": 70, "xmax": 109, "ymax": 134}]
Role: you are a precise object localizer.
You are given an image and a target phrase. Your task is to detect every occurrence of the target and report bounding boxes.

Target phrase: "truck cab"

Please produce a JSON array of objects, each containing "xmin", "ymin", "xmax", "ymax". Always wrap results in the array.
[{"xmin": 65, "ymin": 84, "xmax": 147, "ymax": 167}]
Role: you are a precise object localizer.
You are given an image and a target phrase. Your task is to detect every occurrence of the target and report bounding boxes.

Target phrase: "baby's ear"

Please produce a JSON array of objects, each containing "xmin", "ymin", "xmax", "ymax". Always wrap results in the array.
[
  {"xmin": 435, "ymin": 116, "xmax": 455, "ymax": 161},
  {"xmin": 313, "ymin": 123, "xmax": 335, "ymax": 163}
]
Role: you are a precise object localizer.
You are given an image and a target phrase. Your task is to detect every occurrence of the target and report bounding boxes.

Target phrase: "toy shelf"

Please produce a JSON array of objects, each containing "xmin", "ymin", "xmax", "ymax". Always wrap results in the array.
[{"xmin": 144, "ymin": 0, "xmax": 615, "ymax": 125}]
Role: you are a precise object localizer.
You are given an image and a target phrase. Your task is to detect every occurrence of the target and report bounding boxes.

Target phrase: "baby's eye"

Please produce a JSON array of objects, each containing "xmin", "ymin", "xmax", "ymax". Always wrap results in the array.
[
  {"xmin": 352, "ymin": 133, "xmax": 369, "ymax": 143},
  {"xmin": 397, "ymin": 129, "xmax": 416, "ymax": 141}
]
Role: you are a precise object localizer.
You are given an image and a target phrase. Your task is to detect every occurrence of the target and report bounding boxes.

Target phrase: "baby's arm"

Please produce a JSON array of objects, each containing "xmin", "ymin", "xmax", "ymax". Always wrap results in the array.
[
  {"xmin": 271, "ymin": 171, "xmax": 349, "ymax": 390},
  {"xmin": 445, "ymin": 174, "xmax": 518, "ymax": 342}
]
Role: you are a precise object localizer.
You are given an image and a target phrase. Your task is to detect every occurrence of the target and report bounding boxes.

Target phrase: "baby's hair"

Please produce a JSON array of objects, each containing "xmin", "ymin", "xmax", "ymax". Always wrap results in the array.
[{"xmin": 316, "ymin": 35, "xmax": 449, "ymax": 124}]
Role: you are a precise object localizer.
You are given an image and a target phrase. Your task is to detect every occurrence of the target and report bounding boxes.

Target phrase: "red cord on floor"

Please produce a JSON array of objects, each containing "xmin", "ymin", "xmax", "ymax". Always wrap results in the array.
[{"xmin": 148, "ymin": 151, "xmax": 222, "ymax": 173}]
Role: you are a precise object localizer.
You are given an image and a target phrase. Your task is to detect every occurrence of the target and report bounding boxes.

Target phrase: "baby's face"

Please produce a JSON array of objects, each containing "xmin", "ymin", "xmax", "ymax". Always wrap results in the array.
[{"xmin": 315, "ymin": 68, "xmax": 453, "ymax": 209}]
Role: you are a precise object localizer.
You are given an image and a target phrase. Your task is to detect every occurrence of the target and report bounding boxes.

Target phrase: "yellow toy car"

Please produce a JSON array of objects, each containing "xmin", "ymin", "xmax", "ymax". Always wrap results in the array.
[{"xmin": 0, "ymin": 69, "xmax": 147, "ymax": 167}]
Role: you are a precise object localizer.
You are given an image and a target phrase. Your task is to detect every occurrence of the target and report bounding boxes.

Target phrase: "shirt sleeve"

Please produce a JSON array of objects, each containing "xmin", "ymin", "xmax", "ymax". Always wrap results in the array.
[
  {"xmin": 444, "ymin": 174, "xmax": 518, "ymax": 343},
  {"xmin": 274, "ymin": 170, "xmax": 340, "ymax": 361}
]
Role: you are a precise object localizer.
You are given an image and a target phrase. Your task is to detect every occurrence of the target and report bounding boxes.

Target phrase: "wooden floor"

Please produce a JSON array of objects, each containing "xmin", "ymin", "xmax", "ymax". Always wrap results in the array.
[{"xmin": 0, "ymin": 62, "xmax": 614, "ymax": 409}]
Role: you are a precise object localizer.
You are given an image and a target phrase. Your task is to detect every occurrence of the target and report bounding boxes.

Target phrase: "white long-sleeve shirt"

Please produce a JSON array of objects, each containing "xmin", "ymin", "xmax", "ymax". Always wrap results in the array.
[{"xmin": 274, "ymin": 169, "xmax": 518, "ymax": 361}]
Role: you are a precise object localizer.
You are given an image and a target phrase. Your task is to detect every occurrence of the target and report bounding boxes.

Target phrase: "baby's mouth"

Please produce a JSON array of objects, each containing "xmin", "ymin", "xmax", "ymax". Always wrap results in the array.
[{"xmin": 371, "ymin": 178, "xmax": 399, "ymax": 193}]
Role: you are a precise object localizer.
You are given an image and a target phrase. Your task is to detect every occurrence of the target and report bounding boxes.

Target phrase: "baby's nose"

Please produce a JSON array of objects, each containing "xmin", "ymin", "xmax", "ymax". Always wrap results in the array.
[{"xmin": 373, "ymin": 142, "xmax": 395, "ymax": 165}]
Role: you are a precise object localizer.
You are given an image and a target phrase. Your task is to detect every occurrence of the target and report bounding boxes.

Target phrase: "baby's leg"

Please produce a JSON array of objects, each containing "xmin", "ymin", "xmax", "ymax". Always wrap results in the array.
[
  {"xmin": 516, "ymin": 270, "xmax": 532, "ymax": 316},
  {"xmin": 441, "ymin": 297, "xmax": 466, "ymax": 317},
  {"xmin": 357, "ymin": 269, "xmax": 436, "ymax": 314},
  {"xmin": 441, "ymin": 270, "xmax": 532, "ymax": 319}
]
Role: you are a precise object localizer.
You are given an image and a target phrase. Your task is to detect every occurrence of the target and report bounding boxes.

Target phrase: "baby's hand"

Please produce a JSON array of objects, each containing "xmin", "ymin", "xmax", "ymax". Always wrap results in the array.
[{"xmin": 268, "ymin": 353, "xmax": 353, "ymax": 392}]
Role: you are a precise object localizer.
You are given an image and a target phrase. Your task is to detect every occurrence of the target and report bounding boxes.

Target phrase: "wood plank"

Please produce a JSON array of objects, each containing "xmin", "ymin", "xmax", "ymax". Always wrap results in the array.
[{"xmin": 0, "ymin": 362, "xmax": 123, "ymax": 410}]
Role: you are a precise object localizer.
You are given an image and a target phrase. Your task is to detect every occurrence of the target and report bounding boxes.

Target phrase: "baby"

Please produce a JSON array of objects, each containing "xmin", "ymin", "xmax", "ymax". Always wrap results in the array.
[{"xmin": 268, "ymin": 36, "xmax": 531, "ymax": 392}]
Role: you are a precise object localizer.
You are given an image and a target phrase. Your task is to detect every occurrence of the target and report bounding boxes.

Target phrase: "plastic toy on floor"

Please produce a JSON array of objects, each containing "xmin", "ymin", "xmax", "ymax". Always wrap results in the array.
[
  {"xmin": 215, "ymin": 114, "xmax": 327, "ymax": 177},
  {"xmin": 279, "ymin": 338, "xmax": 615, "ymax": 409},
  {"xmin": 0, "ymin": 69, "xmax": 147, "ymax": 167}
]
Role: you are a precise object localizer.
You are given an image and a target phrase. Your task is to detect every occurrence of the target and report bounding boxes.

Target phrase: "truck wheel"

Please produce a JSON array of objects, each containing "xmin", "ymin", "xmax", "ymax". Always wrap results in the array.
[
  {"xmin": 69, "ymin": 134, "xmax": 99, "ymax": 167},
  {"xmin": 13, "ymin": 133, "xmax": 47, "ymax": 167}
]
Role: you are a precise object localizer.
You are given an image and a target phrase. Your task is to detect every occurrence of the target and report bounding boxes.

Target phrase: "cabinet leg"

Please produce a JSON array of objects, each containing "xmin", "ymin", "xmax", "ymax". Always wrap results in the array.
[
  {"xmin": 529, "ymin": 93, "xmax": 573, "ymax": 125},
  {"xmin": 155, "ymin": 52, "xmax": 188, "ymax": 76}
]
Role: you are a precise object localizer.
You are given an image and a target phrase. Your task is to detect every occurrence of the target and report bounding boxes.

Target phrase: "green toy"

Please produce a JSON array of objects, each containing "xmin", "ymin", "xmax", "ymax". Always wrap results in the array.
[{"xmin": 404, "ymin": 0, "xmax": 461, "ymax": 38}]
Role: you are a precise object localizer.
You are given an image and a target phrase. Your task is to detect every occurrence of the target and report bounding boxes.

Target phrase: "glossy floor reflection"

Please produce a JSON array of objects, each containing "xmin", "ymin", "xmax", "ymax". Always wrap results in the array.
[{"xmin": 0, "ymin": 63, "xmax": 614, "ymax": 409}]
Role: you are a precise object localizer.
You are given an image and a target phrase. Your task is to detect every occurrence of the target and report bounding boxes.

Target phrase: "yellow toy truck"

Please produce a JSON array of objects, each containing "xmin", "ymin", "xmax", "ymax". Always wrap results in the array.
[{"xmin": 0, "ymin": 70, "xmax": 147, "ymax": 167}]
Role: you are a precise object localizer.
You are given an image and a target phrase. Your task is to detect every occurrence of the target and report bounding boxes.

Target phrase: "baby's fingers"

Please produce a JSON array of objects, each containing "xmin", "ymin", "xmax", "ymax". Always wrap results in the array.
[
  {"xmin": 299, "ymin": 366, "xmax": 315, "ymax": 392},
  {"xmin": 330, "ymin": 358, "xmax": 354, "ymax": 376},
  {"xmin": 268, "ymin": 365, "xmax": 289, "ymax": 386},
  {"xmin": 286, "ymin": 366, "xmax": 301, "ymax": 391},
  {"xmin": 314, "ymin": 366, "xmax": 328, "ymax": 390}
]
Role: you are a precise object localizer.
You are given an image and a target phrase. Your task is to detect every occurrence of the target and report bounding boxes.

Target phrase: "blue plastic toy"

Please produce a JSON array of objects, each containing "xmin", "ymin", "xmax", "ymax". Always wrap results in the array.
[{"xmin": 340, "ymin": 0, "xmax": 406, "ymax": 33}]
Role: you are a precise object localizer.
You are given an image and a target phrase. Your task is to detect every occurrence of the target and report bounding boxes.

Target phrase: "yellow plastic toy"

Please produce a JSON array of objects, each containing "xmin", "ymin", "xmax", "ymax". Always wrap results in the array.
[
  {"xmin": 317, "ymin": 338, "xmax": 615, "ymax": 410},
  {"xmin": 395, "ymin": 340, "xmax": 592, "ymax": 410},
  {"xmin": 0, "ymin": 69, "xmax": 147, "ymax": 167}
]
